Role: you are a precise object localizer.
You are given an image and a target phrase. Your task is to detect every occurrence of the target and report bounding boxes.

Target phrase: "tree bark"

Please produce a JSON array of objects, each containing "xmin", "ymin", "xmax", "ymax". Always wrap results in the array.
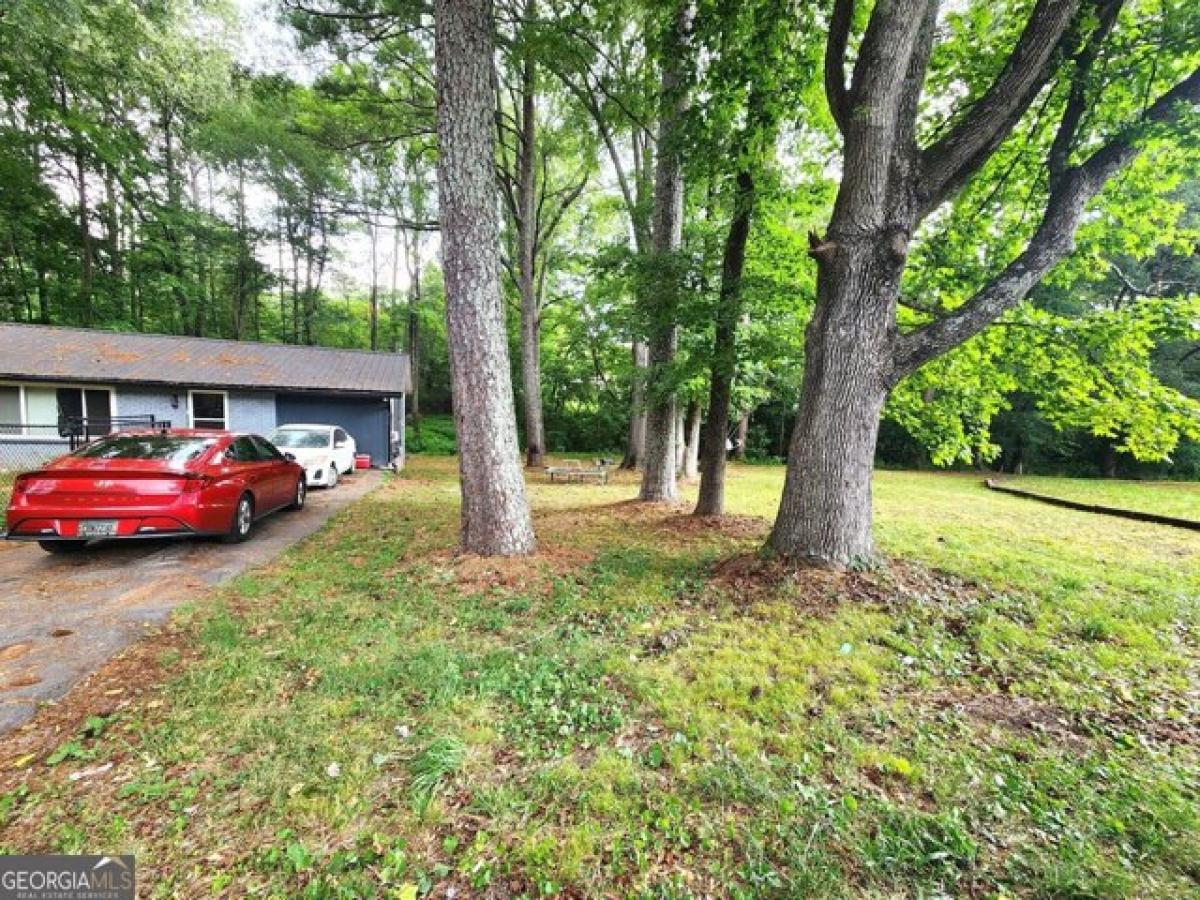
[
  {"xmin": 734, "ymin": 412, "xmax": 748, "ymax": 461},
  {"xmin": 103, "ymin": 164, "xmax": 122, "ymax": 282},
  {"xmin": 515, "ymin": 22, "xmax": 546, "ymax": 468},
  {"xmin": 620, "ymin": 341, "xmax": 648, "ymax": 469},
  {"xmin": 638, "ymin": 0, "xmax": 695, "ymax": 502},
  {"xmin": 435, "ymin": 0, "xmax": 535, "ymax": 555},
  {"xmin": 682, "ymin": 399, "xmax": 701, "ymax": 479},
  {"xmin": 674, "ymin": 405, "xmax": 686, "ymax": 472},
  {"xmin": 75, "ymin": 147, "xmax": 92, "ymax": 326},
  {"xmin": 369, "ymin": 215, "xmax": 379, "ymax": 350},
  {"xmin": 406, "ymin": 228, "xmax": 422, "ymax": 439},
  {"xmin": 768, "ymin": 273, "xmax": 892, "ymax": 566},
  {"xmin": 696, "ymin": 170, "xmax": 754, "ymax": 515},
  {"xmin": 234, "ymin": 163, "xmax": 247, "ymax": 339}
]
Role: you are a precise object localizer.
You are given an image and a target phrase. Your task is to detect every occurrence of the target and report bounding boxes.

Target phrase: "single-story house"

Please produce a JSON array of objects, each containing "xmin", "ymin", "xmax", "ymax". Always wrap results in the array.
[{"xmin": 0, "ymin": 323, "xmax": 410, "ymax": 470}]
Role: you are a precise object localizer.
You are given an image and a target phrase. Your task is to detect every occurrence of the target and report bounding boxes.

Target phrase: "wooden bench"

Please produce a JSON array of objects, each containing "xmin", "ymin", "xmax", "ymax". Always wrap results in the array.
[{"xmin": 545, "ymin": 459, "xmax": 610, "ymax": 484}]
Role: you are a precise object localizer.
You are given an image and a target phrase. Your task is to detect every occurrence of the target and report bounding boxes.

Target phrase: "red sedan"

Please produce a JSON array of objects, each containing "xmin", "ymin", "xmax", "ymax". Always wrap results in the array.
[{"xmin": 5, "ymin": 430, "xmax": 306, "ymax": 553}]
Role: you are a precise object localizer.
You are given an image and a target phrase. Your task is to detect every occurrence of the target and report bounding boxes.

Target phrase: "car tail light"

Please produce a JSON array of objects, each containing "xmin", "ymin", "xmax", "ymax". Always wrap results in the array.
[
  {"xmin": 182, "ymin": 474, "xmax": 214, "ymax": 494},
  {"xmin": 12, "ymin": 474, "xmax": 32, "ymax": 497}
]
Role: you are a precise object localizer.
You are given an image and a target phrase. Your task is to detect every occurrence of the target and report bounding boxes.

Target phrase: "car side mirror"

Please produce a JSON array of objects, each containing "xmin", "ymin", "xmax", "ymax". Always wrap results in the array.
[{"xmin": 283, "ymin": 452, "xmax": 297, "ymax": 462}]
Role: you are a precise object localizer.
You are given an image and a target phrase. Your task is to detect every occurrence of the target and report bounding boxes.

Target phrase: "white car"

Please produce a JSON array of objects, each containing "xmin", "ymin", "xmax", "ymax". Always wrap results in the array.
[{"xmin": 267, "ymin": 424, "xmax": 356, "ymax": 488}]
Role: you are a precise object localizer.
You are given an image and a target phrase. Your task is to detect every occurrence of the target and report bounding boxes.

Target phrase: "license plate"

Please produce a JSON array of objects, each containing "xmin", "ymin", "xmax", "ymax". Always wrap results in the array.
[{"xmin": 78, "ymin": 519, "xmax": 119, "ymax": 538}]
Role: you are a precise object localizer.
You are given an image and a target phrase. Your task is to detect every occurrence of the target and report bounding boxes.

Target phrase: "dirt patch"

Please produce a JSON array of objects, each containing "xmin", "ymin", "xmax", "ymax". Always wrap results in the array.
[
  {"xmin": 926, "ymin": 689, "xmax": 1200, "ymax": 750},
  {"xmin": 429, "ymin": 545, "xmax": 596, "ymax": 597},
  {"xmin": 927, "ymin": 690, "xmax": 1092, "ymax": 751},
  {"xmin": 0, "ymin": 673, "xmax": 42, "ymax": 691},
  {"xmin": 1083, "ymin": 703, "xmax": 1200, "ymax": 748},
  {"xmin": 657, "ymin": 512, "xmax": 769, "ymax": 540},
  {"xmin": 708, "ymin": 553, "xmax": 993, "ymax": 618},
  {"xmin": 0, "ymin": 624, "xmax": 191, "ymax": 783},
  {"xmin": 0, "ymin": 642, "xmax": 33, "ymax": 662}
]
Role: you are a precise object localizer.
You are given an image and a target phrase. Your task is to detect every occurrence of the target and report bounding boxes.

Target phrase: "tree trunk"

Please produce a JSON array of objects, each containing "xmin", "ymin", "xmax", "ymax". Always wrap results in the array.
[
  {"xmin": 519, "ymin": 306, "xmax": 545, "ymax": 467},
  {"xmin": 696, "ymin": 170, "xmax": 754, "ymax": 515},
  {"xmin": 515, "ymin": 28, "xmax": 546, "ymax": 467},
  {"xmin": 734, "ymin": 412, "xmax": 749, "ymax": 461},
  {"xmin": 620, "ymin": 341, "xmax": 648, "ymax": 469},
  {"xmin": 368, "ymin": 216, "xmax": 379, "ymax": 350},
  {"xmin": 391, "ymin": 217, "xmax": 402, "ymax": 350},
  {"xmin": 674, "ymin": 405, "xmax": 686, "ymax": 472},
  {"xmin": 770, "ymin": 0, "xmax": 1200, "ymax": 566},
  {"xmin": 234, "ymin": 162, "xmax": 247, "ymax": 339},
  {"xmin": 277, "ymin": 205, "xmax": 289, "ymax": 338},
  {"xmin": 75, "ymin": 148, "xmax": 93, "ymax": 326},
  {"xmin": 1102, "ymin": 442, "xmax": 1119, "ymax": 478},
  {"xmin": 435, "ymin": 0, "xmax": 535, "ymax": 555},
  {"xmin": 104, "ymin": 164, "xmax": 122, "ymax": 282},
  {"xmin": 162, "ymin": 111, "xmax": 190, "ymax": 334},
  {"xmin": 406, "ymin": 229, "xmax": 422, "ymax": 440},
  {"xmin": 638, "ymin": 0, "xmax": 695, "ymax": 502},
  {"xmin": 682, "ymin": 399, "xmax": 701, "ymax": 480},
  {"xmin": 768, "ymin": 274, "xmax": 892, "ymax": 567}
]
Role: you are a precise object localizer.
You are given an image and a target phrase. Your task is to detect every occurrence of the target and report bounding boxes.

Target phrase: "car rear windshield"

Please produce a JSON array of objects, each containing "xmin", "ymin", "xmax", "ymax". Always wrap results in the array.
[
  {"xmin": 269, "ymin": 429, "xmax": 329, "ymax": 449},
  {"xmin": 74, "ymin": 435, "xmax": 218, "ymax": 464}
]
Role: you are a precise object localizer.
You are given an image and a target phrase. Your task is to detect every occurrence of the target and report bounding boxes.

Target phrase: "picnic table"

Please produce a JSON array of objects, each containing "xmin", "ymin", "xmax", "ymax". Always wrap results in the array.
[{"xmin": 545, "ymin": 459, "xmax": 612, "ymax": 484}]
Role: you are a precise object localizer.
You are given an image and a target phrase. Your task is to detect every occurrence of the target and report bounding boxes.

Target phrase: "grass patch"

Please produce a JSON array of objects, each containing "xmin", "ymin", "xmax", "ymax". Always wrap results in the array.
[
  {"xmin": 1, "ymin": 459, "xmax": 1197, "ymax": 896},
  {"xmin": 1001, "ymin": 474, "xmax": 1200, "ymax": 521}
]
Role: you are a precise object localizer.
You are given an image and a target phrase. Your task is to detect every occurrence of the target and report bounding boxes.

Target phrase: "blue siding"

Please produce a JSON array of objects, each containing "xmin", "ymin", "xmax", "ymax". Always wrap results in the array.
[
  {"xmin": 112, "ymin": 387, "xmax": 276, "ymax": 435},
  {"xmin": 114, "ymin": 387, "xmax": 179, "ymax": 427},
  {"xmin": 228, "ymin": 392, "xmax": 276, "ymax": 434}
]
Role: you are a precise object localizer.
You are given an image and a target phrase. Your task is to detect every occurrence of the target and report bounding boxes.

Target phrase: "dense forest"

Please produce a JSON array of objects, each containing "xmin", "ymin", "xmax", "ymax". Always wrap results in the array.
[{"xmin": 1, "ymin": 0, "xmax": 1197, "ymax": 484}]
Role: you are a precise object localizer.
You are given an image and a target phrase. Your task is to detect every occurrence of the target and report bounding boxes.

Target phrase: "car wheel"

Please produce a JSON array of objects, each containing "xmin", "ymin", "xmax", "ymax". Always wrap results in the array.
[
  {"xmin": 288, "ymin": 477, "xmax": 306, "ymax": 510},
  {"xmin": 222, "ymin": 493, "xmax": 254, "ymax": 543},
  {"xmin": 327, "ymin": 465, "xmax": 339, "ymax": 488},
  {"xmin": 39, "ymin": 540, "xmax": 87, "ymax": 554}
]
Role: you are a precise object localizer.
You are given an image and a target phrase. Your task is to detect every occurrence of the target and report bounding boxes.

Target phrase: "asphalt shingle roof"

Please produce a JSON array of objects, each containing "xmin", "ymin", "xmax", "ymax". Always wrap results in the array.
[{"xmin": 0, "ymin": 323, "xmax": 409, "ymax": 395}]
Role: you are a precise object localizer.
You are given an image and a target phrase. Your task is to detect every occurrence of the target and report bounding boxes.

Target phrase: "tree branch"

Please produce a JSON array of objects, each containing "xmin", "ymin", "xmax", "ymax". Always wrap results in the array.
[
  {"xmin": 1048, "ymin": 0, "xmax": 1125, "ymax": 187},
  {"xmin": 893, "ymin": 64, "xmax": 1200, "ymax": 380},
  {"xmin": 823, "ymin": 0, "xmax": 854, "ymax": 134},
  {"xmin": 537, "ymin": 174, "xmax": 589, "ymax": 248},
  {"xmin": 917, "ymin": 0, "xmax": 1083, "ymax": 218}
]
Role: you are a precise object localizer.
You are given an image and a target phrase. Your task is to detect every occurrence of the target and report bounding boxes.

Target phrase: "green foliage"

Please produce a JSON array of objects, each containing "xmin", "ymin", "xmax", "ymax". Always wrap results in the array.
[
  {"xmin": 0, "ymin": 0, "xmax": 1197, "ymax": 482},
  {"xmin": 406, "ymin": 414, "xmax": 456, "ymax": 455}
]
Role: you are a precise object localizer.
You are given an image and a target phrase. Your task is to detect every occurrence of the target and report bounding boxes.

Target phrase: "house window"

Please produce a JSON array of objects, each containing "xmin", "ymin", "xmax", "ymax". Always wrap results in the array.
[
  {"xmin": 0, "ymin": 386, "xmax": 20, "ymax": 435},
  {"xmin": 0, "ymin": 382, "xmax": 115, "ymax": 439},
  {"xmin": 189, "ymin": 390, "xmax": 228, "ymax": 430}
]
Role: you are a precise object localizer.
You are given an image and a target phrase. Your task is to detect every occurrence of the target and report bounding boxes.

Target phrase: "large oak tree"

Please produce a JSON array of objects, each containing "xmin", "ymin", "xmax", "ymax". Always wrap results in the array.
[{"xmin": 769, "ymin": 0, "xmax": 1200, "ymax": 566}]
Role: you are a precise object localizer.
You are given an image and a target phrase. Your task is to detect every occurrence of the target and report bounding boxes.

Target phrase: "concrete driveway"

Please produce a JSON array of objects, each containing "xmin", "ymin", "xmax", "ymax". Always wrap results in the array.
[{"xmin": 0, "ymin": 470, "xmax": 380, "ymax": 735}]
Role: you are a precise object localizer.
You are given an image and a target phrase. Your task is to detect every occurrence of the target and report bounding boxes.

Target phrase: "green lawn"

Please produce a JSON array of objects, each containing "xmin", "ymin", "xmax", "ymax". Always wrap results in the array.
[
  {"xmin": 996, "ymin": 474, "xmax": 1200, "ymax": 521},
  {"xmin": 1, "ymin": 460, "xmax": 1198, "ymax": 897}
]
